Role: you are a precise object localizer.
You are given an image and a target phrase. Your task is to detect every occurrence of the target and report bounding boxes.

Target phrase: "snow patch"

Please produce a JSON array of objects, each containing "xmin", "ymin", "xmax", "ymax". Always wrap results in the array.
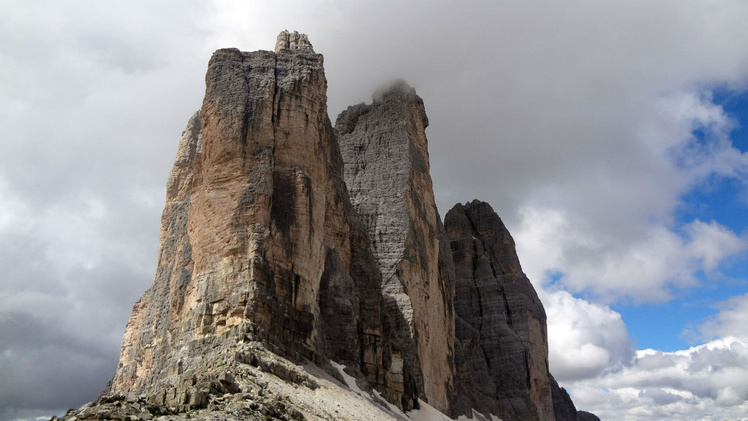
[
  {"xmin": 330, "ymin": 360, "xmax": 364, "ymax": 395},
  {"xmin": 456, "ymin": 408, "xmax": 502, "ymax": 421},
  {"xmin": 330, "ymin": 362, "xmax": 498, "ymax": 421},
  {"xmin": 407, "ymin": 399, "xmax": 454, "ymax": 421}
]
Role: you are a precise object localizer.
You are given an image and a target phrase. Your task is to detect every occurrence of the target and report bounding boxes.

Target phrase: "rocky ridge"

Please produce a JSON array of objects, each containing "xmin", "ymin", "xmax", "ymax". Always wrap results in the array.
[{"xmin": 58, "ymin": 31, "xmax": 598, "ymax": 421}]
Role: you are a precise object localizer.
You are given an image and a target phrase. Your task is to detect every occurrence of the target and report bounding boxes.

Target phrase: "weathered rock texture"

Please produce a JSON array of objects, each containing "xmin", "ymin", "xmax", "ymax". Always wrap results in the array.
[
  {"xmin": 274, "ymin": 30, "xmax": 313, "ymax": 53},
  {"xmin": 63, "ymin": 340, "xmax": 426, "ymax": 421},
  {"xmin": 64, "ymin": 31, "xmax": 598, "ymax": 421},
  {"xmin": 336, "ymin": 81, "xmax": 455, "ymax": 413},
  {"xmin": 445, "ymin": 200, "xmax": 554, "ymax": 420},
  {"xmin": 108, "ymin": 30, "xmax": 395, "ymax": 409}
]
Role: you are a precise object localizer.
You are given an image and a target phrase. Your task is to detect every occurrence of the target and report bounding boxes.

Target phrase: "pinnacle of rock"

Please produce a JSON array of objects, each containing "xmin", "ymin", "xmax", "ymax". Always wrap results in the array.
[
  {"xmin": 274, "ymin": 30, "xmax": 314, "ymax": 53},
  {"xmin": 337, "ymin": 79, "xmax": 454, "ymax": 412},
  {"xmin": 445, "ymin": 200, "xmax": 553, "ymax": 420}
]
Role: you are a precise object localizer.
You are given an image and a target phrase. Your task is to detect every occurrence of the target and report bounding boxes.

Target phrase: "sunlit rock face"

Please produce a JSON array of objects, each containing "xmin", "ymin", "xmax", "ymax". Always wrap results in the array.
[{"xmin": 108, "ymin": 30, "xmax": 393, "ymax": 406}]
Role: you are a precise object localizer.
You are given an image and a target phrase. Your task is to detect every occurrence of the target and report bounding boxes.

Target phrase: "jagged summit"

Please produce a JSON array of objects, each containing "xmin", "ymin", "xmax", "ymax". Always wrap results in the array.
[
  {"xmin": 58, "ymin": 32, "xmax": 597, "ymax": 421},
  {"xmin": 274, "ymin": 30, "xmax": 314, "ymax": 53}
]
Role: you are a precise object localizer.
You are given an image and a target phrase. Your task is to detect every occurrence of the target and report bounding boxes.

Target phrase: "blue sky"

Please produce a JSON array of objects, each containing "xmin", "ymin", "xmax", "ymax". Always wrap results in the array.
[
  {"xmin": 3, "ymin": 1, "xmax": 748, "ymax": 421},
  {"xmin": 616, "ymin": 91, "xmax": 748, "ymax": 352}
]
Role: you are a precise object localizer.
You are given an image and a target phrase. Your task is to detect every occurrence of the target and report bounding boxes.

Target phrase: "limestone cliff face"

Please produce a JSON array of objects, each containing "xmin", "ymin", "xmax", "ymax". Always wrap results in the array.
[
  {"xmin": 336, "ymin": 82, "xmax": 455, "ymax": 413},
  {"xmin": 445, "ymin": 200, "xmax": 555, "ymax": 420},
  {"xmin": 110, "ymin": 31, "xmax": 388, "ymax": 403}
]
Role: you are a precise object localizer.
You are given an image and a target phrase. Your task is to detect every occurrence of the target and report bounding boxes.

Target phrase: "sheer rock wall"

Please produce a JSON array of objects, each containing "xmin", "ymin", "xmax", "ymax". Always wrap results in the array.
[{"xmin": 336, "ymin": 82, "xmax": 456, "ymax": 412}]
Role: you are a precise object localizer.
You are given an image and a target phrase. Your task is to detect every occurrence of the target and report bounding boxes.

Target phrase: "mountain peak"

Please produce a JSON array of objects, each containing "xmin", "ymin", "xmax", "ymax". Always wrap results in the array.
[{"xmin": 274, "ymin": 30, "xmax": 314, "ymax": 53}]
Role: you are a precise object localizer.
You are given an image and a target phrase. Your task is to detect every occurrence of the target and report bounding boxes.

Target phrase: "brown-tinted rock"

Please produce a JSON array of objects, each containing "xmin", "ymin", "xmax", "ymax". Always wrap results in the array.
[
  {"xmin": 445, "ymin": 200, "xmax": 555, "ymax": 420},
  {"xmin": 108, "ymin": 31, "xmax": 387, "ymax": 407},
  {"xmin": 336, "ymin": 81, "xmax": 456, "ymax": 413}
]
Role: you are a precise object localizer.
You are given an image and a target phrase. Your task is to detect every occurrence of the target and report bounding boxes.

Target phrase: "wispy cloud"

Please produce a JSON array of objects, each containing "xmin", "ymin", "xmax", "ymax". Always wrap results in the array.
[{"xmin": 695, "ymin": 293, "xmax": 748, "ymax": 341}]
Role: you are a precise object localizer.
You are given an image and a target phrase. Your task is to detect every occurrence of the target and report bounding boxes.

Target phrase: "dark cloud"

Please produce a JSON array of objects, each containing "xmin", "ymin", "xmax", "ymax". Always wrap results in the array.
[
  {"xmin": 0, "ymin": 2, "xmax": 210, "ymax": 416},
  {"xmin": 0, "ymin": 313, "xmax": 116, "ymax": 416}
]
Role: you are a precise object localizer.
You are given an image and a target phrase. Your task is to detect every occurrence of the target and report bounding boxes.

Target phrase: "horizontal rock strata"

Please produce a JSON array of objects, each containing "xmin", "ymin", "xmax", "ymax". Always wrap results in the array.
[{"xmin": 445, "ymin": 200, "xmax": 554, "ymax": 420}]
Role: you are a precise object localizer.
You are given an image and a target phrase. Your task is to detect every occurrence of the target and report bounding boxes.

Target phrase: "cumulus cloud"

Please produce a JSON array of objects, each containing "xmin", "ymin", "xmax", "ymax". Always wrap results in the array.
[
  {"xmin": 557, "ymin": 295, "xmax": 748, "ymax": 420},
  {"xmin": 566, "ymin": 338, "xmax": 748, "ymax": 421},
  {"xmin": 544, "ymin": 290, "xmax": 634, "ymax": 381},
  {"xmin": 517, "ymin": 206, "xmax": 746, "ymax": 302}
]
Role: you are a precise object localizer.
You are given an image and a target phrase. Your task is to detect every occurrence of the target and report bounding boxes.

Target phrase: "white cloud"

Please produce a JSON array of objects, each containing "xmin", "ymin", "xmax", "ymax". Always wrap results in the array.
[
  {"xmin": 564, "ymin": 337, "xmax": 748, "ymax": 421},
  {"xmin": 544, "ymin": 290, "xmax": 633, "ymax": 381},
  {"xmin": 649, "ymin": 91, "xmax": 748, "ymax": 181},
  {"xmin": 547, "ymin": 286, "xmax": 748, "ymax": 419},
  {"xmin": 684, "ymin": 221, "xmax": 746, "ymax": 272},
  {"xmin": 517, "ymin": 207, "xmax": 746, "ymax": 303},
  {"xmin": 696, "ymin": 293, "xmax": 748, "ymax": 341}
]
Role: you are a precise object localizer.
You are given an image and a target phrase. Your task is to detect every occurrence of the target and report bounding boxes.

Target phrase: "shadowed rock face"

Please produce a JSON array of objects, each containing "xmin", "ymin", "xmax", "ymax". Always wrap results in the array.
[
  {"xmin": 336, "ymin": 81, "xmax": 456, "ymax": 412},
  {"xmin": 445, "ymin": 200, "xmax": 555, "ymax": 420},
  {"xmin": 81, "ymin": 30, "xmax": 598, "ymax": 421},
  {"xmin": 551, "ymin": 374, "xmax": 602, "ymax": 421}
]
